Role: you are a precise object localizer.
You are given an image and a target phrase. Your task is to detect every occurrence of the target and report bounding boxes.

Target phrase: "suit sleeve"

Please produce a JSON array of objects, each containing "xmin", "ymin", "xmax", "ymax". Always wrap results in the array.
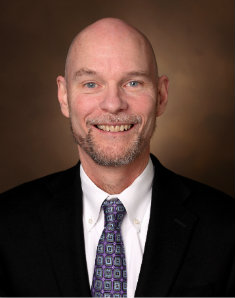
[
  {"xmin": 0, "ymin": 259, "xmax": 7, "ymax": 296},
  {"xmin": 226, "ymin": 246, "xmax": 235, "ymax": 296}
]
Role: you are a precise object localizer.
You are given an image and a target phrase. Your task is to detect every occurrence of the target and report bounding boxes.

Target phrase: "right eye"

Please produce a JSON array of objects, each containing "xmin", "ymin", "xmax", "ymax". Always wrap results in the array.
[{"xmin": 84, "ymin": 82, "xmax": 97, "ymax": 88}]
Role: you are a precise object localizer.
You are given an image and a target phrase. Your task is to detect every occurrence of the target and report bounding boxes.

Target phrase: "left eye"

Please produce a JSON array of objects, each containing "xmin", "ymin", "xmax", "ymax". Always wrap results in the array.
[
  {"xmin": 126, "ymin": 81, "xmax": 140, "ymax": 87},
  {"xmin": 84, "ymin": 82, "xmax": 97, "ymax": 88}
]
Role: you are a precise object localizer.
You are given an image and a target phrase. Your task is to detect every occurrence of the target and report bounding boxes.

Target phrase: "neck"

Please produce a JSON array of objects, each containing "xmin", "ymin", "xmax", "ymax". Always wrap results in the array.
[{"xmin": 79, "ymin": 149, "xmax": 150, "ymax": 194}]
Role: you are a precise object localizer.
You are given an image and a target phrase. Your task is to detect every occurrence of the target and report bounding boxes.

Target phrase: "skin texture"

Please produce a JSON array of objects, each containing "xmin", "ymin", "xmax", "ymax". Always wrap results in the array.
[{"xmin": 57, "ymin": 18, "xmax": 169, "ymax": 194}]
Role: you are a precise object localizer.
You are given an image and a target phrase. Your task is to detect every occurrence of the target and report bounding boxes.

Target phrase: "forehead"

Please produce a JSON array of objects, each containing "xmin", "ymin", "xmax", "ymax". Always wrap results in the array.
[{"xmin": 68, "ymin": 31, "xmax": 154, "ymax": 78}]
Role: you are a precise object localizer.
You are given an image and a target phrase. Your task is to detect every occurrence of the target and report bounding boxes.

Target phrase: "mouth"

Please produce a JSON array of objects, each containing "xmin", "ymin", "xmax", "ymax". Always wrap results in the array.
[{"xmin": 95, "ymin": 124, "xmax": 134, "ymax": 132}]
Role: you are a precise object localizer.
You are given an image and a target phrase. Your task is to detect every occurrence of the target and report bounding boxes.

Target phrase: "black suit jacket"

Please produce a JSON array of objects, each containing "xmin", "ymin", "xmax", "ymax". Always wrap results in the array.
[{"xmin": 0, "ymin": 155, "xmax": 234, "ymax": 296}]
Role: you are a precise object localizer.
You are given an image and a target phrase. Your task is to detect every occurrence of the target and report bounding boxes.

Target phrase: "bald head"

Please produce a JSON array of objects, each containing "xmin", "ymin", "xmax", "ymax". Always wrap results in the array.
[{"xmin": 65, "ymin": 18, "xmax": 158, "ymax": 80}]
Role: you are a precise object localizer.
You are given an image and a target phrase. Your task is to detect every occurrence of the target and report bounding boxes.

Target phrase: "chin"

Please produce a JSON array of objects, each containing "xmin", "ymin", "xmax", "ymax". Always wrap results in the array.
[{"xmin": 87, "ymin": 143, "xmax": 143, "ymax": 167}]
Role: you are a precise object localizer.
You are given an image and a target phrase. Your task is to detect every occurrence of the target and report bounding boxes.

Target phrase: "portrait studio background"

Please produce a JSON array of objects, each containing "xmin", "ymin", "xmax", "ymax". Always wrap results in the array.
[{"xmin": 0, "ymin": 0, "xmax": 234, "ymax": 196}]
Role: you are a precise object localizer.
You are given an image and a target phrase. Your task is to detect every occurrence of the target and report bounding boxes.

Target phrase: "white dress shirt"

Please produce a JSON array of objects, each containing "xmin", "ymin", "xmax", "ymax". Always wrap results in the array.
[{"xmin": 81, "ymin": 159, "xmax": 154, "ymax": 298}]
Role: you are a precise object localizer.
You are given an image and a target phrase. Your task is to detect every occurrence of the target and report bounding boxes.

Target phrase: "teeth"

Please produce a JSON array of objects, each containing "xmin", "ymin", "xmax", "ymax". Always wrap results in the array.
[{"xmin": 97, "ymin": 124, "xmax": 132, "ymax": 132}]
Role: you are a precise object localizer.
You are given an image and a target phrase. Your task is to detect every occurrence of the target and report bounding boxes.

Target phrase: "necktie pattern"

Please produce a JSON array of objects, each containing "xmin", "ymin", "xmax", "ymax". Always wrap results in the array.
[{"xmin": 91, "ymin": 198, "xmax": 127, "ymax": 297}]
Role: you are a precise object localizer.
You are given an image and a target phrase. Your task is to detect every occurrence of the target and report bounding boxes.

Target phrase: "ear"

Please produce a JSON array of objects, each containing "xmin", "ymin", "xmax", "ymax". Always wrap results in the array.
[
  {"xmin": 156, "ymin": 75, "xmax": 169, "ymax": 116},
  {"xmin": 57, "ymin": 75, "xmax": 70, "ymax": 118}
]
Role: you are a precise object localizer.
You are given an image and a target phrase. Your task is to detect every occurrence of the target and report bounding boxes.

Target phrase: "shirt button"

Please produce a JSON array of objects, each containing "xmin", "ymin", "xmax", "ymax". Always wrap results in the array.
[
  {"xmin": 88, "ymin": 218, "xmax": 93, "ymax": 224},
  {"xmin": 134, "ymin": 218, "xmax": 140, "ymax": 225}
]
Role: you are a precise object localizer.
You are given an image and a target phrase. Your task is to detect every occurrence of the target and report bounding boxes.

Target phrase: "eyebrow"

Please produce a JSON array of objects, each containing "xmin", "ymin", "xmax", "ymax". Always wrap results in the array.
[
  {"xmin": 73, "ymin": 68, "xmax": 150, "ymax": 80},
  {"xmin": 74, "ymin": 68, "xmax": 97, "ymax": 79},
  {"xmin": 124, "ymin": 71, "xmax": 150, "ymax": 78}
]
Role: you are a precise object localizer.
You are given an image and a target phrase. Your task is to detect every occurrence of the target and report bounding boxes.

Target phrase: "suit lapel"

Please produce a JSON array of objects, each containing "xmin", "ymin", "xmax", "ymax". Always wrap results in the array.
[
  {"xmin": 135, "ymin": 157, "xmax": 198, "ymax": 297},
  {"xmin": 39, "ymin": 165, "xmax": 91, "ymax": 297}
]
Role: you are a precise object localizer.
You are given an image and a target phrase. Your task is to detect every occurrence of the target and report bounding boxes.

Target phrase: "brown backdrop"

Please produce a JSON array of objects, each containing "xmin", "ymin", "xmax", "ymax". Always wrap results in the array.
[{"xmin": 0, "ymin": 0, "xmax": 234, "ymax": 196}]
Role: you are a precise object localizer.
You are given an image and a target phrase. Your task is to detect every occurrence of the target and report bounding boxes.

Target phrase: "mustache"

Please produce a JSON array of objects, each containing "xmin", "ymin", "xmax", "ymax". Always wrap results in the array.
[{"xmin": 87, "ymin": 114, "xmax": 142, "ymax": 125}]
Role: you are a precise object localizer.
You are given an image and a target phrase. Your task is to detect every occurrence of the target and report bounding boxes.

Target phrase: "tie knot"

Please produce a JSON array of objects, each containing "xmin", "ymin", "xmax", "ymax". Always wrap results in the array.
[{"xmin": 102, "ymin": 198, "xmax": 126, "ymax": 229}]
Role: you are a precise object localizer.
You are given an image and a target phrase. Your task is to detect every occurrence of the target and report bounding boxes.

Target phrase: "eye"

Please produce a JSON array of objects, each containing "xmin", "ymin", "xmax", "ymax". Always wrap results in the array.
[
  {"xmin": 126, "ymin": 81, "xmax": 140, "ymax": 87},
  {"xmin": 84, "ymin": 82, "xmax": 97, "ymax": 88}
]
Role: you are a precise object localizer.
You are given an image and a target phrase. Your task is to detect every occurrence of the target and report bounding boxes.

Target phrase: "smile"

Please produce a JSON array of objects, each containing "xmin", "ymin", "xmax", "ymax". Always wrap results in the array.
[{"xmin": 95, "ymin": 124, "xmax": 133, "ymax": 132}]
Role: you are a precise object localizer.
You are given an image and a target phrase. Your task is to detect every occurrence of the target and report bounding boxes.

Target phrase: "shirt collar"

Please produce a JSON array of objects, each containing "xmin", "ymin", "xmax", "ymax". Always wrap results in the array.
[{"xmin": 80, "ymin": 158, "xmax": 154, "ymax": 232}]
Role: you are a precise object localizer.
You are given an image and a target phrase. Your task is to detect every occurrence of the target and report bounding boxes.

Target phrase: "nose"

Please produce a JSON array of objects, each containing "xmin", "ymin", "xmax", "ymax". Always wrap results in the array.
[{"xmin": 99, "ymin": 83, "xmax": 128, "ymax": 113}]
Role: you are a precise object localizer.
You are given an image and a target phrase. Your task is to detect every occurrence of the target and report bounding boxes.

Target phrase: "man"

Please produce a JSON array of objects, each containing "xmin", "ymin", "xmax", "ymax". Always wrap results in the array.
[{"xmin": 0, "ymin": 18, "xmax": 234, "ymax": 297}]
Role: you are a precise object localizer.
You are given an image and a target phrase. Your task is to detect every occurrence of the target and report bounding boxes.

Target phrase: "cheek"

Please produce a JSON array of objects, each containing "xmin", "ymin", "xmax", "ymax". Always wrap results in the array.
[
  {"xmin": 133, "ymin": 94, "xmax": 157, "ymax": 119},
  {"xmin": 69, "ymin": 94, "xmax": 96, "ymax": 121},
  {"xmin": 135, "ymin": 96, "xmax": 157, "ymax": 133}
]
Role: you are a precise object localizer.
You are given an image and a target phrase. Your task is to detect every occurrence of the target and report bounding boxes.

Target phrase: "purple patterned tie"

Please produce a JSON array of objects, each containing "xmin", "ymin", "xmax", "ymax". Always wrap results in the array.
[{"xmin": 91, "ymin": 198, "xmax": 127, "ymax": 297}]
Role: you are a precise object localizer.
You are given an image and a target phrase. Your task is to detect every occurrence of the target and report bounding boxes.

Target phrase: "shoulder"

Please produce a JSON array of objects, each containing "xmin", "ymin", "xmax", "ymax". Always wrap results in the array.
[
  {"xmin": 151, "ymin": 154, "xmax": 235, "ymax": 221},
  {"xmin": 0, "ymin": 164, "xmax": 80, "ymax": 209},
  {"xmin": 177, "ymin": 173, "xmax": 234, "ymax": 220},
  {"xmin": 0, "ymin": 164, "xmax": 81, "ymax": 243}
]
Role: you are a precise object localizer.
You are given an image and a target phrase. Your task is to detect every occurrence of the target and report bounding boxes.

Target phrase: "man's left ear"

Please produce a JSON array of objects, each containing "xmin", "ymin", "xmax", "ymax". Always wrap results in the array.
[{"xmin": 156, "ymin": 75, "xmax": 169, "ymax": 116}]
